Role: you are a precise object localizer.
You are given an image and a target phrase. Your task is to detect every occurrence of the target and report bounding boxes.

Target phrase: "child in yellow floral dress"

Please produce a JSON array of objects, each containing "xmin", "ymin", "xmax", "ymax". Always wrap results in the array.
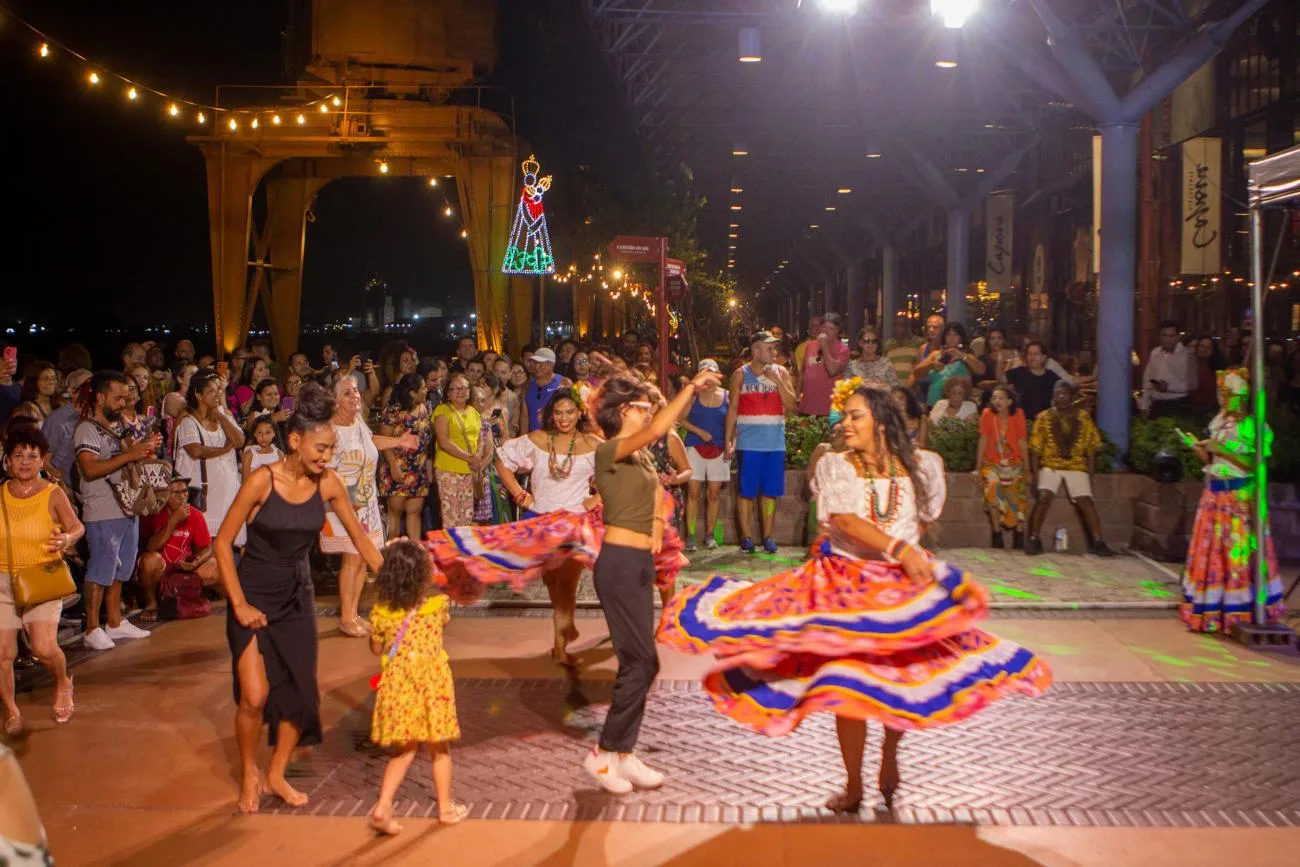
[{"xmin": 367, "ymin": 540, "xmax": 465, "ymax": 834}]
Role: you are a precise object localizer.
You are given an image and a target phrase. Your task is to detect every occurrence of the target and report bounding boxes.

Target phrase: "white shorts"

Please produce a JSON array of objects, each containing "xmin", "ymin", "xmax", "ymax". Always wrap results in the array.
[
  {"xmin": 0, "ymin": 573, "xmax": 63, "ymax": 630},
  {"xmin": 687, "ymin": 446, "xmax": 731, "ymax": 483},
  {"xmin": 1036, "ymin": 468, "xmax": 1092, "ymax": 501}
]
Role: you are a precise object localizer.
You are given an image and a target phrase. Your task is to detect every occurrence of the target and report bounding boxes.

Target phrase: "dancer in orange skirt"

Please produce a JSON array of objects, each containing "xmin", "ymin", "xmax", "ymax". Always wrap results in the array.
[
  {"xmin": 660, "ymin": 380, "xmax": 1053, "ymax": 812},
  {"xmin": 423, "ymin": 388, "xmax": 686, "ymax": 664},
  {"xmin": 1179, "ymin": 368, "xmax": 1284, "ymax": 633}
]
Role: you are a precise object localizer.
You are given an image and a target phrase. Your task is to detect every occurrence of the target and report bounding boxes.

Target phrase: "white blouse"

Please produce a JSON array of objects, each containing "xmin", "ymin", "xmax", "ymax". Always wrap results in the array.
[
  {"xmin": 496, "ymin": 435, "xmax": 596, "ymax": 514},
  {"xmin": 929, "ymin": 400, "xmax": 979, "ymax": 424},
  {"xmin": 812, "ymin": 449, "xmax": 946, "ymax": 558}
]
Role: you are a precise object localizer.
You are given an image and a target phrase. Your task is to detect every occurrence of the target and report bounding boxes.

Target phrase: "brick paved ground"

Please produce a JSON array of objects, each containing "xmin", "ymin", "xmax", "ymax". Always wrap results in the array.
[
  {"xmin": 266, "ymin": 678, "xmax": 1300, "ymax": 829},
  {"xmin": 480, "ymin": 547, "xmax": 1182, "ymax": 608}
]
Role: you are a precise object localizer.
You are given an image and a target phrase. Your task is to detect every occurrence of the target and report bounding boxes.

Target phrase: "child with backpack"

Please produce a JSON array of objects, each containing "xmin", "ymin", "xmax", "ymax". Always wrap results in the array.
[{"xmin": 367, "ymin": 540, "xmax": 466, "ymax": 834}]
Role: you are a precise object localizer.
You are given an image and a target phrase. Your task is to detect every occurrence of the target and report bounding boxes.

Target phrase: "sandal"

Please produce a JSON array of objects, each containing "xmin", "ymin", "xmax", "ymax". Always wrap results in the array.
[
  {"xmin": 438, "ymin": 801, "xmax": 469, "ymax": 825},
  {"xmin": 138, "ymin": 609, "xmax": 160, "ymax": 624},
  {"xmin": 3, "ymin": 713, "xmax": 23, "ymax": 738},
  {"xmin": 53, "ymin": 680, "xmax": 74, "ymax": 724},
  {"xmin": 339, "ymin": 617, "xmax": 370, "ymax": 638}
]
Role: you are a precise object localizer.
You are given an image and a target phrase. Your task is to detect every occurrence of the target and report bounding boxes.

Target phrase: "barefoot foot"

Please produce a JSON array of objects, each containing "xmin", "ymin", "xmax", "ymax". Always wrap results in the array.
[
  {"xmin": 237, "ymin": 773, "xmax": 262, "ymax": 814},
  {"xmin": 263, "ymin": 776, "xmax": 309, "ymax": 808},
  {"xmin": 550, "ymin": 645, "xmax": 576, "ymax": 667},
  {"xmin": 368, "ymin": 807, "xmax": 403, "ymax": 836},
  {"xmin": 824, "ymin": 788, "xmax": 863, "ymax": 814}
]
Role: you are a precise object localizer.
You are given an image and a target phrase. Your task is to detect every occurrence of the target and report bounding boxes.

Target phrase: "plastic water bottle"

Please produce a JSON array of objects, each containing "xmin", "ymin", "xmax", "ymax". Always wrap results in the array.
[{"xmin": 1053, "ymin": 527, "xmax": 1068, "ymax": 553}]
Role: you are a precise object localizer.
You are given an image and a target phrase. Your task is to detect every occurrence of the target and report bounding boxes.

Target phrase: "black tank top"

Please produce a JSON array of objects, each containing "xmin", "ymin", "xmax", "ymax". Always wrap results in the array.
[{"xmin": 243, "ymin": 469, "xmax": 325, "ymax": 566}]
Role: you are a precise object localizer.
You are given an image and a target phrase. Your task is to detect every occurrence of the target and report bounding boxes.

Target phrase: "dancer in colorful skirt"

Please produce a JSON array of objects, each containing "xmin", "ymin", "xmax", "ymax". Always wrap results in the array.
[
  {"xmin": 423, "ymin": 388, "xmax": 688, "ymax": 664},
  {"xmin": 660, "ymin": 381, "xmax": 1053, "ymax": 812},
  {"xmin": 1180, "ymin": 368, "xmax": 1284, "ymax": 633},
  {"xmin": 582, "ymin": 368, "xmax": 721, "ymax": 794}
]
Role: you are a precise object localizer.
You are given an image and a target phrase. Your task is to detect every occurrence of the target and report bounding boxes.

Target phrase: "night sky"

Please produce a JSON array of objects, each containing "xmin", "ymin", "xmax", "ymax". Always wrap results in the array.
[{"xmin": 0, "ymin": 0, "xmax": 645, "ymax": 332}]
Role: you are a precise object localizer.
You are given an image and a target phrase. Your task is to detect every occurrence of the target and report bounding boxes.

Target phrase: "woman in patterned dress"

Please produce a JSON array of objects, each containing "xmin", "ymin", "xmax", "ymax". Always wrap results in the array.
[
  {"xmin": 1180, "ymin": 368, "xmax": 1285, "ymax": 633},
  {"xmin": 367, "ymin": 540, "xmax": 465, "ymax": 834},
  {"xmin": 973, "ymin": 384, "xmax": 1029, "ymax": 549},
  {"xmin": 321, "ymin": 376, "xmax": 420, "ymax": 638},
  {"xmin": 378, "ymin": 373, "xmax": 434, "ymax": 541},
  {"xmin": 660, "ymin": 383, "xmax": 1052, "ymax": 813}
]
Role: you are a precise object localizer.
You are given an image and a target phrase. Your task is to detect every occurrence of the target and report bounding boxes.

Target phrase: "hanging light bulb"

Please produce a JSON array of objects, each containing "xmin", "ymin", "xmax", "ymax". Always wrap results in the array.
[
  {"xmin": 332, "ymin": 95, "xmax": 342, "ymax": 107},
  {"xmin": 126, "ymin": 86, "xmax": 139, "ymax": 101},
  {"xmin": 197, "ymin": 111, "xmax": 207, "ymax": 125},
  {"xmin": 87, "ymin": 71, "xmax": 100, "ymax": 85},
  {"xmin": 38, "ymin": 43, "xmax": 49, "ymax": 58},
  {"xmin": 167, "ymin": 103, "xmax": 179, "ymax": 117},
  {"xmin": 272, "ymin": 114, "xmax": 282, "ymax": 125},
  {"xmin": 228, "ymin": 117, "xmax": 238, "ymax": 131},
  {"xmin": 378, "ymin": 160, "xmax": 389, "ymax": 174},
  {"xmin": 460, "ymin": 229, "xmax": 468, "ymax": 239},
  {"xmin": 296, "ymin": 113, "xmax": 306, "ymax": 125},
  {"xmin": 444, "ymin": 206, "xmax": 454, "ymax": 218},
  {"xmin": 319, "ymin": 103, "xmax": 329, "ymax": 113},
  {"xmin": 429, "ymin": 178, "xmax": 439, "ymax": 187},
  {"xmin": 251, "ymin": 117, "xmax": 259, "ymax": 129}
]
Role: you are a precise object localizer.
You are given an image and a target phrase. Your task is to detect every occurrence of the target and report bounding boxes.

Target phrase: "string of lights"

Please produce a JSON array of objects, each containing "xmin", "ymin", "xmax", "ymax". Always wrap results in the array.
[{"xmin": 1, "ymin": 5, "xmax": 348, "ymax": 128}]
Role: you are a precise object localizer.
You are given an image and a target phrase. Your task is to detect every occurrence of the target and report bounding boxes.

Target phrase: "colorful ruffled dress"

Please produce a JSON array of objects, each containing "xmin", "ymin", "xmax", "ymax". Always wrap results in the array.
[
  {"xmin": 1180, "ymin": 412, "xmax": 1284, "ymax": 633},
  {"xmin": 659, "ymin": 450, "xmax": 1052, "ymax": 736},
  {"xmin": 369, "ymin": 595, "xmax": 460, "ymax": 746},
  {"xmin": 423, "ymin": 434, "xmax": 686, "ymax": 602}
]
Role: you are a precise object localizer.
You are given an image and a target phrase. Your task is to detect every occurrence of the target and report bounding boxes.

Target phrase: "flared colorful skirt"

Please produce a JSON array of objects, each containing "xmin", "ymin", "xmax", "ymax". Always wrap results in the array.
[
  {"xmin": 1180, "ymin": 476, "xmax": 1285, "ymax": 634},
  {"xmin": 658, "ymin": 549, "xmax": 1052, "ymax": 734},
  {"xmin": 424, "ymin": 508, "xmax": 687, "ymax": 603}
]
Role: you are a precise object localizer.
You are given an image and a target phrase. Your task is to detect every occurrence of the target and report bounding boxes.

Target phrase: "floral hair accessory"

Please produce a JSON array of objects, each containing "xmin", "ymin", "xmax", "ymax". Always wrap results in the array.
[
  {"xmin": 1217, "ymin": 368, "xmax": 1249, "ymax": 396},
  {"xmin": 831, "ymin": 377, "xmax": 863, "ymax": 414},
  {"xmin": 828, "ymin": 409, "xmax": 844, "ymax": 425},
  {"xmin": 570, "ymin": 384, "xmax": 586, "ymax": 410}
]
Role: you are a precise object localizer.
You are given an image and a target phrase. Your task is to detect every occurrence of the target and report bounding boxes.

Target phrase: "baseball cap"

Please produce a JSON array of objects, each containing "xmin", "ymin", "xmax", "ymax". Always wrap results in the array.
[
  {"xmin": 530, "ymin": 348, "xmax": 557, "ymax": 364},
  {"xmin": 168, "ymin": 469, "xmax": 192, "ymax": 486},
  {"xmin": 748, "ymin": 330, "xmax": 779, "ymax": 346},
  {"xmin": 697, "ymin": 358, "xmax": 720, "ymax": 374}
]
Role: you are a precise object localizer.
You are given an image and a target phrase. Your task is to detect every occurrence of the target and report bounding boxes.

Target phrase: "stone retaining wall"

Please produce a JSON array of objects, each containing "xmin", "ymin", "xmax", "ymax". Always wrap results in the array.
[{"xmin": 700, "ymin": 470, "xmax": 1300, "ymax": 561}]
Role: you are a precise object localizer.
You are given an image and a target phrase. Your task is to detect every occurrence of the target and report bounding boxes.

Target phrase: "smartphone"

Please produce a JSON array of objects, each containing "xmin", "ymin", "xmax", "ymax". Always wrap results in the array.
[
  {"xmin": 2, "ymin": 345, "xmax": 16, "ymax": 365},
  {"xmin": 1173, "ymin": 427, "xmax": 1196, "ymax": 446},
  {"xmin": 360, "ymin": 351, "xmax": 372, "ymax": 365},
  {"xmin": 216, "ymin": 360, "xmax": 229, "ymax": 378}
]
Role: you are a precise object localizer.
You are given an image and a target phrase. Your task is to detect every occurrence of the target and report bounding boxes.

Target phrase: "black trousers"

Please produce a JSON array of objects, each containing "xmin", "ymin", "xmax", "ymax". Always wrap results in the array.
[{"xmin": 593, "ymin": 542, "xmax": 659, "ymax": 753}]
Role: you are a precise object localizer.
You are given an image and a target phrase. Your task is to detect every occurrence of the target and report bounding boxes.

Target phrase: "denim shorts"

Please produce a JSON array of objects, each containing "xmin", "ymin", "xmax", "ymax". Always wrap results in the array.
[{"xmin": 85, "ymin": 517, "xmax": 140, "ymax": 587}]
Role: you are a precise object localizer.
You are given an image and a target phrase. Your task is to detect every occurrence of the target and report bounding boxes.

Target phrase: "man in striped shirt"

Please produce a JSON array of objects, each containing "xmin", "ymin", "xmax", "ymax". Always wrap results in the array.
[
  {"xmin": 884, "ymin": 316, "xmax": 922, "ymax": 384},
  {"xmin": 725, "ymin": 331, "xmax": 797, "ymax": 554}
]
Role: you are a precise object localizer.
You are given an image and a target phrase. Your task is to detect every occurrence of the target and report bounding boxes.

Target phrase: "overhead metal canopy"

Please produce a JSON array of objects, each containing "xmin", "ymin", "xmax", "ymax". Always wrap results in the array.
[
  {"xmin": 1249, "ymin": 142, "xmax": 1300, "ymax": 208},
  {"xmin": 583, "ymin": 0, "xmax": 1252, "ymax": 290}
]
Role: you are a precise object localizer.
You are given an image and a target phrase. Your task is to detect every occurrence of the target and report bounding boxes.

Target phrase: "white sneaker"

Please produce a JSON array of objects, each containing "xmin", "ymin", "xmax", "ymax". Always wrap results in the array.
[
  {"xmin": 106, "ymin": 620, "xmax": 151, "ymax": 640},
  {"xmin": 618, "ymin": 753, "xmax": 665, "ymax": 790},
  {"xmin": 583, "ymin": 749, "xmax": 633, "ymax": 794},
  {"xmin": 84, "ymin": 628, "xmax": 116, "ymax": 651}
]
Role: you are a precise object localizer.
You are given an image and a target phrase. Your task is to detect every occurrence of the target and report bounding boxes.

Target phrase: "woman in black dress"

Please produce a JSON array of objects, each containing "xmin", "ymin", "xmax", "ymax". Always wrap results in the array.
[{"xmin": 214, "ymin": 383, "xmax": 385, "ymax": 813}]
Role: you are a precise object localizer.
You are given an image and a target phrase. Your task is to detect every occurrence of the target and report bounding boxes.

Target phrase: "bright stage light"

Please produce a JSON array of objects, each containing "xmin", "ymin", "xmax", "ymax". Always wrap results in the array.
[{"xmin": 932, "ymin": 0, "xmax": 978, "ymax": 29}]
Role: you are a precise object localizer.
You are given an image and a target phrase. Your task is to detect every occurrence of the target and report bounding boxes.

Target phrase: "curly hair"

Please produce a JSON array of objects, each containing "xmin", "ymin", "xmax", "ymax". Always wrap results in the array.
[
  {"xmin": 593, "ymin": 375, "xmax": 651, "ymax": 438},
  {"xmin": 542, "ymin": 388, "xmax": 593, "ymax": 434},
  {"xmin": 287, "ymin": 381, "xmax": 336, "ymax": 437},
  {"xmin": 850, "ymin": 385, "xmax": 928, "ymax": 508},
  {"xmin": 4, "ymin": 422, "xmax": 50, "ymax": 457},
  {"xmin": 375, "ymin": 539, "xmax": 434, "ymax": 611}
]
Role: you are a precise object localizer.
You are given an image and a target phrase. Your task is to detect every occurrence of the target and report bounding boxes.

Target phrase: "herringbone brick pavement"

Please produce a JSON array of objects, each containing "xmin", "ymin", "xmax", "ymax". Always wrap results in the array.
[{"xmin": 265, "ymin": 678, "xmax": 1300, "ymax": 827}]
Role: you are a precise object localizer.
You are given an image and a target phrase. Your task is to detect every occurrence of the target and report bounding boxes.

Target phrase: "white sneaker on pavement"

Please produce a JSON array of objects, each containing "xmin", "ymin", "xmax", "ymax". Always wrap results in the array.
[
  {"xmin": 583, "ymin": 749, "xmax": 633, "ymax": 794},
  {"xmin": 84, "ymin": 628, "xmax": 116, "ymax": 651},
  {"xmin": 618, "ymin": 753, "xmax": 665, "ymax": 790},
  {"xmin": 106, "ymin": 620, "xmax": 151, "ymax": 640}
]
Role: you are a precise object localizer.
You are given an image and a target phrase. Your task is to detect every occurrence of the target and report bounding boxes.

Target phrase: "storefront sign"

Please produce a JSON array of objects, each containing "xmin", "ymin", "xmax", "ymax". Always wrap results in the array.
[
  {"xmin": 1180, "ymin": 137, "xmax": 1222, "ymax": 275},
  {"xmin": 985, "ymin": 193, "xmax": 1014, "ymax": 293}
]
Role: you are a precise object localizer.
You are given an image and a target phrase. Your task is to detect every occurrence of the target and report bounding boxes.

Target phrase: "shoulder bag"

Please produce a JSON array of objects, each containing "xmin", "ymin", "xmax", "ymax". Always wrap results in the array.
[
  {"xmin": 90, "ymin": 418, "xmax": 172, "ymax": 517},
  {"xmin": 178, "ymin": 416, "xmax": 209, "ymax": 512},
  {"xmin": 369, "ymin": 607, "xmax": 420, "ymax": 691},
  {"xmin": 1, "ymin": 484, "xmax": 77, "ymax": 608}
]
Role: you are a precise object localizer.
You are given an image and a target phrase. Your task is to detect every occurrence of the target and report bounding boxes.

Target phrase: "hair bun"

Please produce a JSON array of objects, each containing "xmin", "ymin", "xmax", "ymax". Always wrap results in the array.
[{"xmin": 293, "ymin": 381, "xmax": 336, "ymax": 424}]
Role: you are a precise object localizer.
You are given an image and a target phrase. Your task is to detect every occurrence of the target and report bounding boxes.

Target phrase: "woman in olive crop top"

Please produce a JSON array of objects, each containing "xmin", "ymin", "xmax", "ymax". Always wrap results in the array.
[{"xmin": 582, "ymin": 369, "xmax": 719, "ymax": 795}]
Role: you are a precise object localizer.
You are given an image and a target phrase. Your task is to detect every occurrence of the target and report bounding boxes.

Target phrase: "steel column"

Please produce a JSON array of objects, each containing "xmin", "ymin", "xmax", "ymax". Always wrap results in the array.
[
  {"xmin": 846, "ymin": 262, "xmax": 862, "ymax": 338},
  {"xmin": 946, "ymin": 209, "xmax": 971, "ymax": 327},
  {"xmin": 1095, "ymin": 122, "xmax": 1140, "ymax": 452},
  {"xmin": 882, "ymin": 244, "xmax": 899, "ymax": 336}
]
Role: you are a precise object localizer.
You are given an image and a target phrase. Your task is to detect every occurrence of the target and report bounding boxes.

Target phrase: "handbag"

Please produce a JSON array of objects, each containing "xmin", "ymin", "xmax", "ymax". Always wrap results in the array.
[
  {"xmin": 87, "ymin": 419, "xmax": 171, "ymax": 517},
  {"xmin": 158, "ymin": 570, "xmax": 211, "ymax": 620},
  {"xmin": 1, "ymin": 484, "xmax": 77, "ymax": 609}
]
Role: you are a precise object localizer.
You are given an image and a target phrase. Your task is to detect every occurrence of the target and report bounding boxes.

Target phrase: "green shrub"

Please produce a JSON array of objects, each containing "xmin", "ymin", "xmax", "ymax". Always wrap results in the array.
[
  {"xmin": 1094, "ymin": 429, "xmax": 1120, "ymax": 474},
  {"xmin": 785, "ymin": 414, "xmax": 830, "ymax": 469},
  {"xmin": 927, "ymin": 417, "xmax": 980, "ymax": 472},
  {"xmin": 1128, "ymin": 416, "xmax": 1204, "ymax": 480}
]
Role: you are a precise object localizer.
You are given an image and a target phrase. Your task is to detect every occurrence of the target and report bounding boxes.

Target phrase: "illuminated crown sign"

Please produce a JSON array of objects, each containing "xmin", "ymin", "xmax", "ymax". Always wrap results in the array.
[{"xmin": 502, "ymin": 153, "xmax": 556, "ymax": 275}]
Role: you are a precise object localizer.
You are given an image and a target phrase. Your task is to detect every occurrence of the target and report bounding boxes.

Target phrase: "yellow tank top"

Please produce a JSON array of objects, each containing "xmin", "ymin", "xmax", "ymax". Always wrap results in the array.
[{"xmin": 0, "ymin": 483, "xmax": 59, "ymax": 571}]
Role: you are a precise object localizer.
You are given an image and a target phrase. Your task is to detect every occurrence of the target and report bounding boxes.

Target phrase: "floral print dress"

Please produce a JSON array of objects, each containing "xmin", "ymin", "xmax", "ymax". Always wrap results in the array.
[
  {"xmin": 378, "ymin": 403, "xmax": 433, "ymax": 498},
  {"xmin": 369, "ymin": 595, "xmax": 460, "ymax": 745}
]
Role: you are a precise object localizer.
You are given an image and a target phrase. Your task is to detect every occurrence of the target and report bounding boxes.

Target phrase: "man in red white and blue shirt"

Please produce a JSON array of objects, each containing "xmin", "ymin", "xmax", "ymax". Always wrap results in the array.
[{"xmin": 725, "ymin": 331, "xmax": 796, "ymax": 553}]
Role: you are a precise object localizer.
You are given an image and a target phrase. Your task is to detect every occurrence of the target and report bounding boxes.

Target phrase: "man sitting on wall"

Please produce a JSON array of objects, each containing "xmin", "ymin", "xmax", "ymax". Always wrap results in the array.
[{"xmin": 1024, "ymin": 381, "xmax": 1115, "ymax": 557}]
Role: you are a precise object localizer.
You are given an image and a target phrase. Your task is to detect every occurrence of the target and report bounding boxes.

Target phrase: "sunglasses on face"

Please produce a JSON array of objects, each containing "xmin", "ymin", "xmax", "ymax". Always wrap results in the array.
[{"xmin": 861, "ymin": 338, "xmax": 879, "ymax": 344}]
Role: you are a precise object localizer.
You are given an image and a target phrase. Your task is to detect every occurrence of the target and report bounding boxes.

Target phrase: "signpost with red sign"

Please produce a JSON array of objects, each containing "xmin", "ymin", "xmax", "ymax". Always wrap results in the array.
[{"xmin": 607, "ymin": 235, "xmax": 678, "ymax": 384}]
